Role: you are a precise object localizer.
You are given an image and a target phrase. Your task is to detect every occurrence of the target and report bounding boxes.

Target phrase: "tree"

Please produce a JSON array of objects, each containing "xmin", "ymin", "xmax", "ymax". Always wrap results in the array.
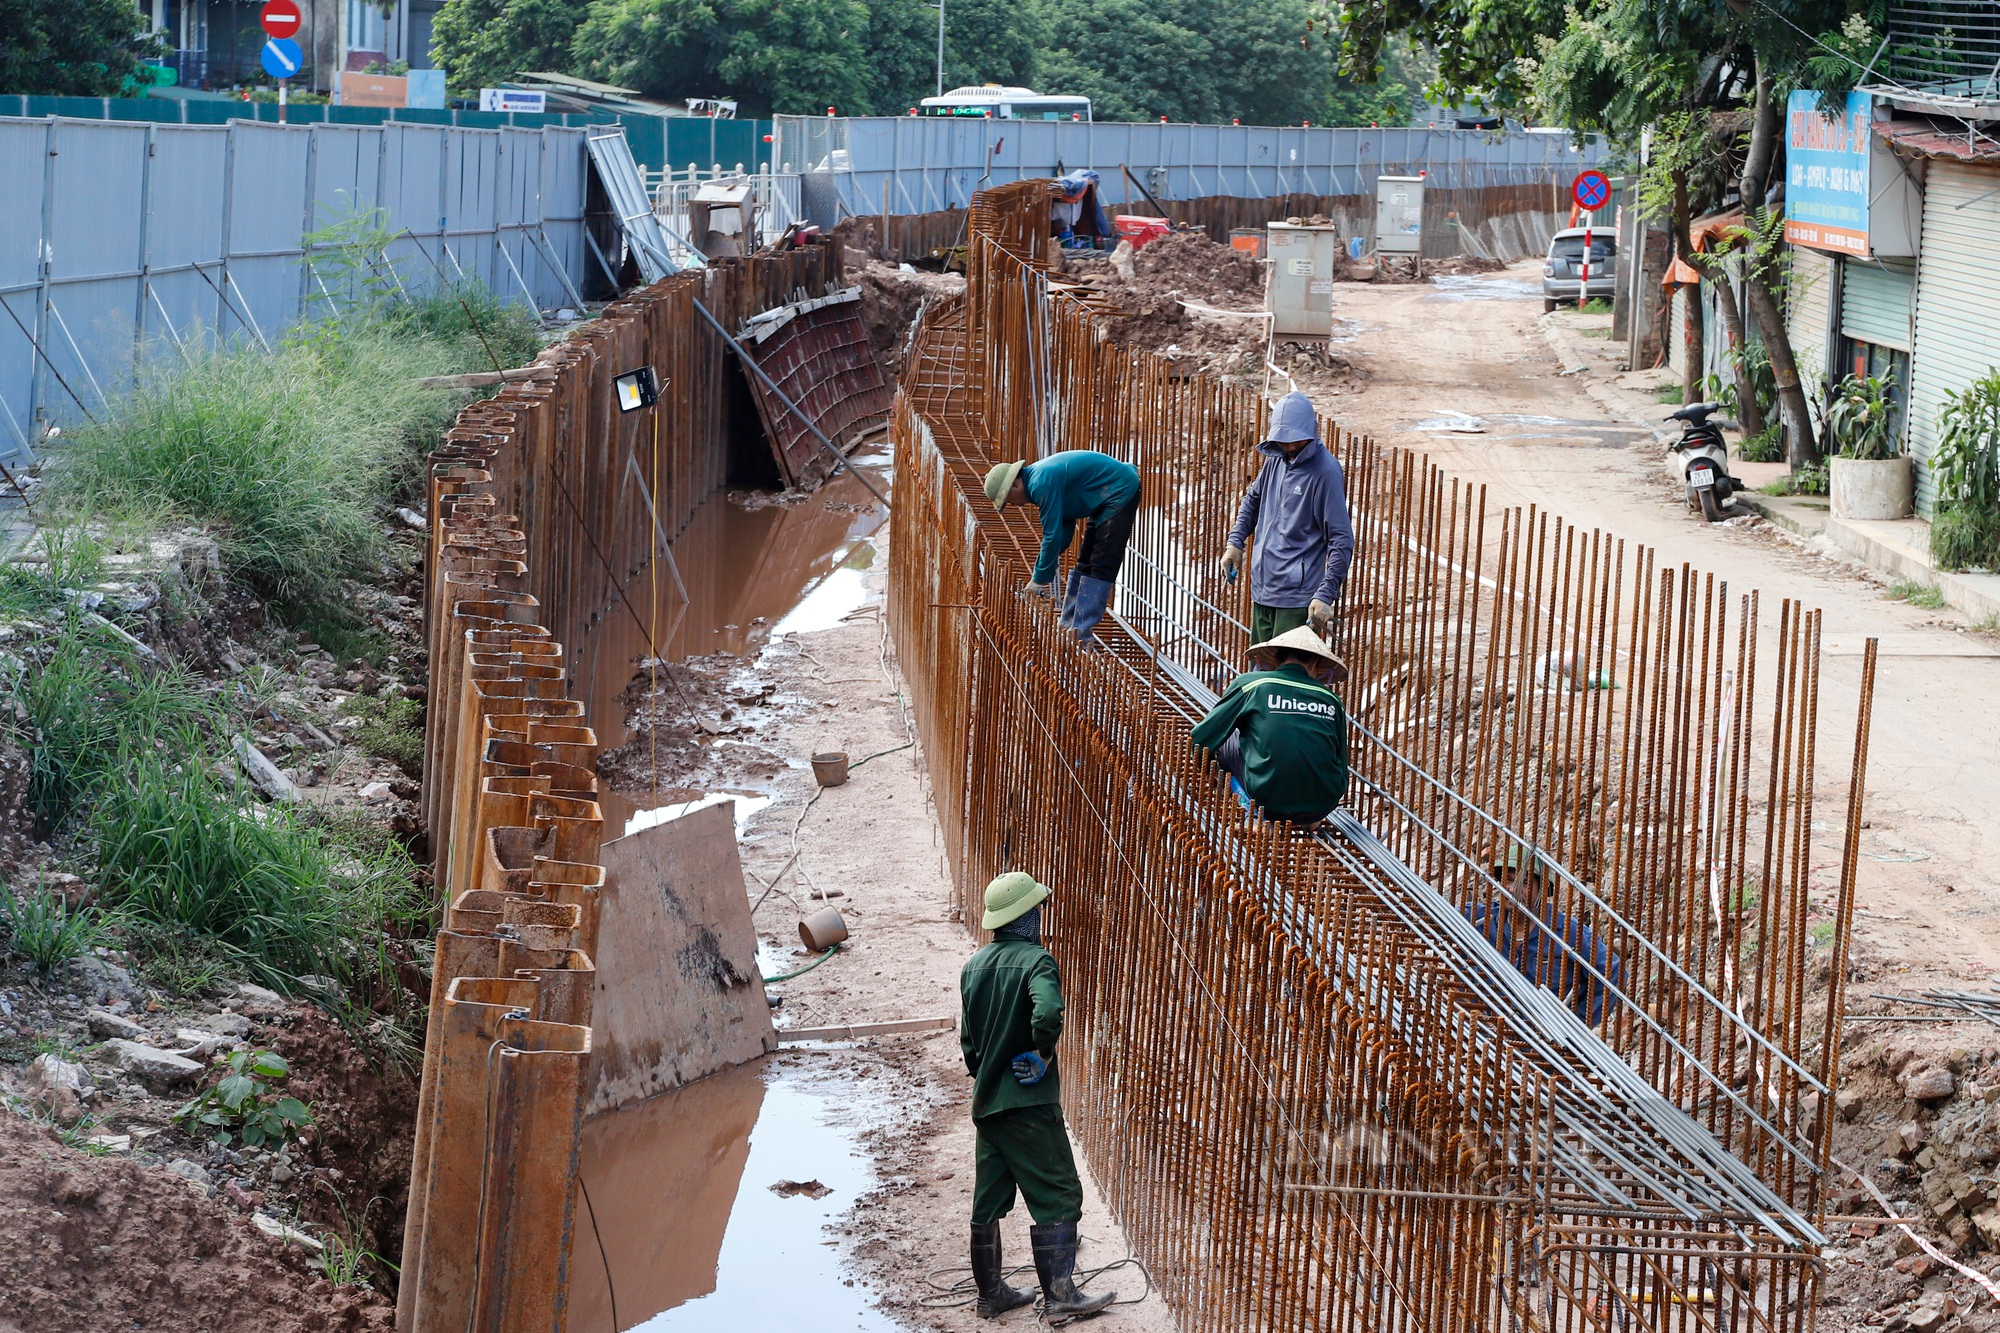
[
  {"xmin": 0, "ymin": 0, "xmax": 158, "ymax": 97},
  {"xmin": 431, "ymin": 0, "xmax": 585, "ymax": 93},
  {"xmin": 1038, "ymin": 0, "xmax": 1332, "ymax": 125},
  {"xmin": 1320, "ymin": 37, "xmax": 1432, "ymax": 126},
  {"xmin": 941, "ymin": 0, "xmax": 1047, "ymax": 93},
  {"xmin": 574, "ymin": 0, "xmax": 882, "ymax": 116},
  {"xmin": 1340, "ymin": 0, "xmax": 1871, "ymax": 466}
]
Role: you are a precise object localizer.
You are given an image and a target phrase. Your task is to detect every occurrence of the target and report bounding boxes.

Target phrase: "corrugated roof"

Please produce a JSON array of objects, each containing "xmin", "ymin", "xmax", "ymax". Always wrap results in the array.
[{"xmin": 1876, "ymin": 119, "xmax": 2000, "ymax": 162}]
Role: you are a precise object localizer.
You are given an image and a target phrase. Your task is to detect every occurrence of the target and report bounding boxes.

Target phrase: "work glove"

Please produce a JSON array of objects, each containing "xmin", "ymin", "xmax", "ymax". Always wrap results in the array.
[
  {"xmin": 1010, "ymin": 1050, "xmax": 1049, "ymax": 1086},
  {"xmin": 1221, "ymin": 545, "xmax": 1244, "ymax": 582},
  {"xmin": 1308, "ymin": 598, "xmax": 1335, "ymax": 638},
  {"xmin": 1020, "ymin": 581, "xmax": 1052, "ymax": 600}
]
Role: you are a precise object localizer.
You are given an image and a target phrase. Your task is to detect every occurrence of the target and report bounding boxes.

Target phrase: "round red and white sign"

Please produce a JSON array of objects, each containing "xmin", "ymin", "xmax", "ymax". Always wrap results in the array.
[{"xmin": 260, "ymin": 0, "xmax": 303, "ymax": 39}]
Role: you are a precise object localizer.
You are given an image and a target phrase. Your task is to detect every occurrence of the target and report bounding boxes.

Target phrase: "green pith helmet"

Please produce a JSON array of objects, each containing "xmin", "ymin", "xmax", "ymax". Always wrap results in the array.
[
  {"xmin": 983, "ymin": 459, "xmax": 1028, "ymax": 510},
  {"xmin": 982, "ymin": 870, "xmax": 1050, "ymax": 930},
  {"xmin": 1492, "ymin": 843, "xmax": 1547, "ymax": 879}
]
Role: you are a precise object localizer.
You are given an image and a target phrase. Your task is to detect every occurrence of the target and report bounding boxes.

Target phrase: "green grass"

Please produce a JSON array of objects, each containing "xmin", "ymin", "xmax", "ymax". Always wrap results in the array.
[
  {"xmin": 90, "ymin": 751, "xmax": 426, "ymax": 994},
  {"xmin": 343, "ymin": 693, "xmax": 424, "ymax": 774},
  {"xmin": 1, "ymin": 877, "xmax": 107, "ymax": 976},
  {"xmin": 49, "ymin": 282, "xmax": 534, "ymax": 623},
  {"xmin": 1580, "ymin": 297, "xmax": 1612, "ymax": 314},
  {"xmin": 1758, "ymin": 462, "xmax": 1829, "ymax": 497},
  {"xmin": 1809, "ymin": 920, "xmax": 1838, "ymax": 948},
  {"xmin": 1655, "ymin": 384, "xmax": 1685, "ymax": 405},
  {"xmin": 292, "ymin": 604, "xmax": 397, "ymax": 670},
  {"xmin": 11, "ymin": 618, "xmax": 213, "ymax": 833},
  {"xmin": 1580, "ymin": 326, "xmax": 1612, "ymax": 339},
  {"xmin": 1885, "ymin": 578, "xmax": 1949, "ymax": 610}
]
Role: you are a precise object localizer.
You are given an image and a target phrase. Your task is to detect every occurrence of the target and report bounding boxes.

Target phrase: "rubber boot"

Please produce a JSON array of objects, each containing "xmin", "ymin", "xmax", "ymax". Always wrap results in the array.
[
  {"xmin": 970, "ymin": 1222, "xmax": 1034, "ymax": 1318},
  {"xmin": 1031, "ymin": 1221, "xmax": 1115, "ymax": 1321},
  {"xmin": 1069, "ymin": 575, "xmax": 1116, "ymax": 646},
  {"xmin": 1055, "ymin": 568, "xmax": 1083, "ymax": 628}
]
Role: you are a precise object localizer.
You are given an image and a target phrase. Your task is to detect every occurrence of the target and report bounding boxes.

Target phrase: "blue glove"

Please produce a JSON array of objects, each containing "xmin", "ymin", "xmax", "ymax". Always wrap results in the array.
[{"xmin": 1010, "ymin": 1050, "xmax": 1048, "ymax": 1085}]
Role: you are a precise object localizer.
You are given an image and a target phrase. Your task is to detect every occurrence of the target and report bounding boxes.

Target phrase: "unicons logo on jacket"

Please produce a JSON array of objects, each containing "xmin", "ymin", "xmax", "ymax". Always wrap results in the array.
[{"xmin": 1267, "ymin": 692, "xmax": 1339, "ymax": 716}]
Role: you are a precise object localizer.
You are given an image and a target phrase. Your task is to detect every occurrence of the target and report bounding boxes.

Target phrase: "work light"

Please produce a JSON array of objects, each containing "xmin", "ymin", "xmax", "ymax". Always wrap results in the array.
[{"xmin": 614, "ymin": 366, "xmax": 659, "ymax": 412}]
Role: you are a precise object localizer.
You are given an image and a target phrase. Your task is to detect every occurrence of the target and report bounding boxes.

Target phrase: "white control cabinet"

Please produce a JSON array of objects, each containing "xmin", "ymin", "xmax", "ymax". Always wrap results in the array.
[
  {"xmin": 1374, "ymin": 175, "xmax": 1425, "ymax": 255},
  {"xmin": 1264, "ymin": 221, "xmax": 1343, "ymax": 340}
]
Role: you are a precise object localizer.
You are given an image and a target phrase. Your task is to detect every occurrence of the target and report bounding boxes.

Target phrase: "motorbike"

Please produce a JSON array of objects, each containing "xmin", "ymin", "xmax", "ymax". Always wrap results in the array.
[{"xmin": 1665, "ymin": 401, "xmax": 1744, "ymax": 523}]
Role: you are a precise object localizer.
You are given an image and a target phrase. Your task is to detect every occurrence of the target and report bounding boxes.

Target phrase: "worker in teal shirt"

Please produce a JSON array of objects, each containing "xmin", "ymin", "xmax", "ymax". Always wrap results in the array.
[{"xmin": 982, "ymin": 450, "xmax": 1141, "ymax": 645}]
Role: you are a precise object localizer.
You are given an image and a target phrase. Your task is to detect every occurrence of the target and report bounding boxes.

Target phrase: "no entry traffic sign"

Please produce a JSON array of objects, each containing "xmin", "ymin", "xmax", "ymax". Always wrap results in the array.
[
  {"xmin": 260, "ymin": 0, "xmax": 302, "ymax": 39},
  {"xmin": 261, "ymin": 36, "xmax": 303, "ymax": 80},
  {"xmin": 1571, "ymin": 169, "xmax": 1611, "ymax": 212}
]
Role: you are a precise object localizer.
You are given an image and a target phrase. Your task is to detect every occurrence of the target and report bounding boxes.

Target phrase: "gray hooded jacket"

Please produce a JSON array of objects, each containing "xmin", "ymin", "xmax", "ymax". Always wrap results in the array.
[{"xmin": 1228, "ymin": 392, "xmax": 1354, "ymax": 609}]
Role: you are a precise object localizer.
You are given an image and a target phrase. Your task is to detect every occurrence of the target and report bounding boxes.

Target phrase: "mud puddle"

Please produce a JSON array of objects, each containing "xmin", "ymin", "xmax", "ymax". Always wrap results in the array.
[
  {"xmin": 569, "ymin": 1057, "xmax": 900, "ymax": 1332},
  {"xmin": 1421, "ymin": 273, "xmax": 1541, "ymax": 301},
  {"xmin": 581, "ymin": 447, "xmax": 892, "ymax": 755}
]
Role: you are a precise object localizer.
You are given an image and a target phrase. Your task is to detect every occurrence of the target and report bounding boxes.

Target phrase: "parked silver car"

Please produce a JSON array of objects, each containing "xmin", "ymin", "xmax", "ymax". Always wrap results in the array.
[{"xmin": 1542, "ymin": 227, "xmax": 1618, "ymax": 310}]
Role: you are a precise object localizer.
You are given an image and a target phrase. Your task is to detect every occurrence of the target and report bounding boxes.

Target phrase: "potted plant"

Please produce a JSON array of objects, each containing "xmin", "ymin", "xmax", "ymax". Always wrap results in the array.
[{"xmin": 1826, "ymin": 371, "xmax": 1913, "ymax": 521}]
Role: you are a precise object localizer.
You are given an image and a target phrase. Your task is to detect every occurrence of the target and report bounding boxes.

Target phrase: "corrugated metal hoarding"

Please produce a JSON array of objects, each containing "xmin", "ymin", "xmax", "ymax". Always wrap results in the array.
[{"xmin": 0, "ymin": 115, "xmax": 591, "ymax": 463}]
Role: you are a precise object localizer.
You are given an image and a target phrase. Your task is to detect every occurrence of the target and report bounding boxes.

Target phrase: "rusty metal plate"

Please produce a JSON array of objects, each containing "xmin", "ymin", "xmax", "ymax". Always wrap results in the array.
[{"xmin": 739, "ymin": 297, "xmax": 891, "ymax": 486}]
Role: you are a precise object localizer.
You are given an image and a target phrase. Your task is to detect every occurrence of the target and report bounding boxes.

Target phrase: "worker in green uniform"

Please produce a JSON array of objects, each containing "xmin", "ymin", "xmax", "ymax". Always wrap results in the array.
[
  {"xmin": 1190, "ymin": 625, "xmax": 1350, "ymax": 826},
  {"xmin": 960, "ymin": 872, "xmax": 1116, "ymax": 1322},
  {"xmin": 982, "ymin": 450, "xmax": 1142, "ymax": 645}
]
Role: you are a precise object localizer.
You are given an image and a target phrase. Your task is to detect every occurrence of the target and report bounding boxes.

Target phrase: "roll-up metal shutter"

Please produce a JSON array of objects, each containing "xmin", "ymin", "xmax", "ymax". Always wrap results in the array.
[
  {"xmin": 1840, "ymin": 257, "xmax": 1916, "ymax": 351},
  {"xmin": 1788, "ymin": 248, "xmax": 1835, "ymax": 390},
  {"xmin": 1910, "ymin": 161, "xmax": 2000, "ymax": 517}
]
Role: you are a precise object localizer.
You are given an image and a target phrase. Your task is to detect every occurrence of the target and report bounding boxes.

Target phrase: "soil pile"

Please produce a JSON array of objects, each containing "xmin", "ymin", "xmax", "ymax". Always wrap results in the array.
[
  {"xmin": 853, "ymin": 261, "xmax": 965, "ymax": 376},
  {"xmin": 1126, "ymin": 229, "xmax": 1266, "ymax": 305},
  {"xmin": 0, "ymin": 1109, "xmax": 392, "ymax": 1333}
]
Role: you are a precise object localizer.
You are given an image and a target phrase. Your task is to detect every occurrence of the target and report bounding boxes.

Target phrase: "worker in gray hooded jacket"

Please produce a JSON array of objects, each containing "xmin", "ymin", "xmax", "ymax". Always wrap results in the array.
[{"xmin": 1222, "ymin": 391, "xmax": 1355, "ymax": 645}]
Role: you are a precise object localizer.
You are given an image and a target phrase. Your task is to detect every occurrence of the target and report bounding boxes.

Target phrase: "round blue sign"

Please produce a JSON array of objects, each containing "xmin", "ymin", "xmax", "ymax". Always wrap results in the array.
[
  {"xmin": 261, "ymin": 37, "xmax": 303, "ymax": 80},
  {"xmin": 1572, "ymin": 170, "xmax": 1611, "ymax": 211}
]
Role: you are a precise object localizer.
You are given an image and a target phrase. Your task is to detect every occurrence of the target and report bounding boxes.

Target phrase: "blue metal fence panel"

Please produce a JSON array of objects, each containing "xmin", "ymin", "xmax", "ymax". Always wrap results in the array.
[{"xmin": 0, "ymin": 114, "xmax": 594, "ymax": 464}]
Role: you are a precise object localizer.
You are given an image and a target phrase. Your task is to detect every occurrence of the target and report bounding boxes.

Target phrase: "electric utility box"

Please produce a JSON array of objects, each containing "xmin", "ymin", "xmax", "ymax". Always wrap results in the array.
[
  {"xmin": 1264, "ymin": 221, "xmax": 1342, "ymax": 339},
  {"xmin": 1375, "ymin": 175, "xmax": 1425, "ymax": 254}
]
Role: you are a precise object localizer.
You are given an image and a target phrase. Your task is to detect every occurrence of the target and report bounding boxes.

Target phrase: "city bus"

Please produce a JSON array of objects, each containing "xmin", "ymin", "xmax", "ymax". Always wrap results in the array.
[{"xmin": 918, "ymin": 85, "xmax": 1093, "ymax": 122}]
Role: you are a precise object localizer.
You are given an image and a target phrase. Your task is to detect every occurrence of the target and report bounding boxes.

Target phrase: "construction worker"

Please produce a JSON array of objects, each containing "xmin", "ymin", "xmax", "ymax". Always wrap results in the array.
[
  {"xmin": 1221, "ymin": 390, "xmax": 1354, "ymax": 644},
  {"xmin": 961, "ymin": 871, "xmax": 1116, "ymax": 1322},
  {"xmin": 1464, "ymin": 846, "xmax": 1625, "ymax": 1028},
  {"xmin": 983, "ymin": 450, "xmax": 1141, "ymax": 645},
  {"xmin": 1189, "ymin": 625, "xmax": 1349, "ymax": 826}
]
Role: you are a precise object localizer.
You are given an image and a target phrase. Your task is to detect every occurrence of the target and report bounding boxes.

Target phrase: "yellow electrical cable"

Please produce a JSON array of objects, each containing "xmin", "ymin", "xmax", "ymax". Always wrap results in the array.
[{"xmin": 650, "ymin": 402, "xmax": 661, "ymax": 794}]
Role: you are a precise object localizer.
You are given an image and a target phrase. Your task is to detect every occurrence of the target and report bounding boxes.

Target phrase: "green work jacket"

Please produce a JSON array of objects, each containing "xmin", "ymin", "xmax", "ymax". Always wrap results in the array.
[
  {"xmin": 1189, "ymin": 663, "xmax": 1351, "ymax": 819},
  {"xmin": 960, "ymin": 936, "xmax": 1065, "ymax": 1119}
]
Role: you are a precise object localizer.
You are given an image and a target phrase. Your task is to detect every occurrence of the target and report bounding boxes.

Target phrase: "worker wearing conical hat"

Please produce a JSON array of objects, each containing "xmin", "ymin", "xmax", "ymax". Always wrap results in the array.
[{"xmin": 1190, "ymin": 625, "xmax": 1350, "ymax": 826}]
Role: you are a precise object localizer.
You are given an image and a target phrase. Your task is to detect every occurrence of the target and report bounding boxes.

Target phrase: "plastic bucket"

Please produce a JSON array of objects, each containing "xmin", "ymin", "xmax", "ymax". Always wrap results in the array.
[
  {"xmin": 799, "ymin": 907, "xmax": 849, "ymax": 952},
  {"xmin": 811, "ymin": 751, "xmax": 850, "ymax": 787}
]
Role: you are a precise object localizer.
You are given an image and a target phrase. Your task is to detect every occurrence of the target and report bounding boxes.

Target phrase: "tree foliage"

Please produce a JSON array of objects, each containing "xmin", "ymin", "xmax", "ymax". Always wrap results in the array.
[
  {"xmin": 431, "ymin": 0, "xmax": 586, "ymax": 94},
  {"xmin": 1038, "ymin": 0, "xmax": 1334, "ymax": 124},
  {"xmin": 0, "ymin": 0, "xmax": 158, "ymax": 97}
]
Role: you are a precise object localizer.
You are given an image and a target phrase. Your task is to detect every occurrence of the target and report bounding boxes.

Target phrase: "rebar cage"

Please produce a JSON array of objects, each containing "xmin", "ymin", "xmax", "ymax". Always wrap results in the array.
[{"xmin": 889, "ymin": 178, "xmax": 1879, "ymax": 1332}]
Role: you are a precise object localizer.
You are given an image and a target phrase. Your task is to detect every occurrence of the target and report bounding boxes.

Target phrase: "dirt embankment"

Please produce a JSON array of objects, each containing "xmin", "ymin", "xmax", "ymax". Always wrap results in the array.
[{"xmin": 0, "ymin": 1088, "xmax": 392, "ymax": 1333}]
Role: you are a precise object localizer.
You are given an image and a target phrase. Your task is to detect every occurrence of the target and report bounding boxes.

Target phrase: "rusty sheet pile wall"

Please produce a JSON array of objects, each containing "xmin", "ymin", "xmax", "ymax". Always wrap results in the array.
[
  {"xmin": 890, "ymin": 179, "xmax": 1878, "ymax": 1331},
  {"xmin": 403, "ymin": 244, "xmax": 844, "ymax": 1333}
]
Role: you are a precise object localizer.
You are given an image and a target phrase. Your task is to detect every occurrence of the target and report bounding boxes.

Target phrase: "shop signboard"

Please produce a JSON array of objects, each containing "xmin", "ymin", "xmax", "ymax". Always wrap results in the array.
[{"xmin": 1785, "ymin": 90, "xmax": 1874, "ymax": 256}]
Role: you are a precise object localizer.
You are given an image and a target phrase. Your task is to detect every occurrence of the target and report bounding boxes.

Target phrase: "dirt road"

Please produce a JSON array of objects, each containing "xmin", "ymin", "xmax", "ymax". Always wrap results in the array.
[{"xmin": 1308, "ymin": 260, "xmax": 2000, "ymax": 993}]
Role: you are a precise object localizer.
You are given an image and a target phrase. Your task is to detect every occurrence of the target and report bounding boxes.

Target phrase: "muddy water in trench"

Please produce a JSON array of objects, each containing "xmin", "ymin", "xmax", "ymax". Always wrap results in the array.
[
  {"xmin": 568, "ymin": 452, "xmax": 899, "ymax": 1329},
  {"xmin": 584, "ymin": 447, "xmax": 891, "ymax": 837},
  {"xmin": 568, "ymin": 1058, "xmax": 897, "ymax": 1332}
]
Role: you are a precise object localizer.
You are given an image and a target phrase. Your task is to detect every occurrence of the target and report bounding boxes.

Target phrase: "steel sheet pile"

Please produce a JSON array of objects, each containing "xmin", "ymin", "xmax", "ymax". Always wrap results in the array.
[
  {"xmin": 403, "ymin": 243, "xmax": 845, "ymax": 1333},
  {"xmin": 889, "ymin": 179, "xmax": 1880, "ymax": 1331}
]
